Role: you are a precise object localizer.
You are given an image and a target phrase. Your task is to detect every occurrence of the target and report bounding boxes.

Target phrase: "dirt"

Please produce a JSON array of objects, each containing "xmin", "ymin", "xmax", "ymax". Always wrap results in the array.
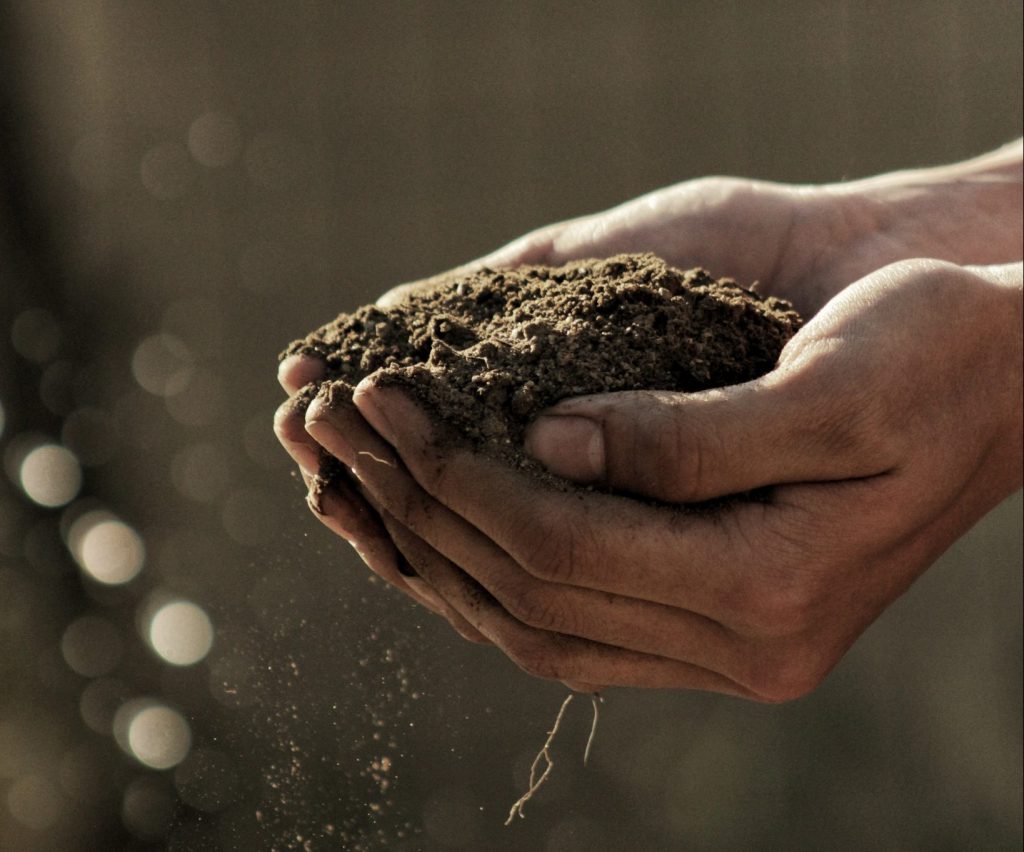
[{"xmin": 281, "ymin": 253, "xmax": 801, "ymax": 490}]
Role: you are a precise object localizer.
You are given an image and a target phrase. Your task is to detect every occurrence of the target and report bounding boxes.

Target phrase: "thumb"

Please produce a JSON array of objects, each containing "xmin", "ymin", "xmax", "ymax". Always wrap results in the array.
[{"xmin": 523, "ymin": 371, "xmax": 885, "ymax": 503}]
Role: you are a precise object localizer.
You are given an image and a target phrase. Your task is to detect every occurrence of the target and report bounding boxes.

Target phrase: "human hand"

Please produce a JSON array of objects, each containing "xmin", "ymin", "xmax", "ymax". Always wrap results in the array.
[
  {"xmin": 276, "ymin": 144, "xmax": 1022, "ymax": 676},
  {"xmin": 315, "ymin": 259, "xmax": 1022, "ymax": 698}
]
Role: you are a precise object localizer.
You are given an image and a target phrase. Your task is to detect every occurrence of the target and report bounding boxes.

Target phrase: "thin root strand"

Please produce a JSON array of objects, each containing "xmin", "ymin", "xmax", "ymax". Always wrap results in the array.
[
  {"xmin": 356, "ymin": 450, "xmax": 395, "ymax": 467},
  {"xmin": 504, "ymin": 690, "xmax": 603, "ymax": 826},
  {"xmin": 583, "ymin": 692, "xmax": 603, "ymax": 767}
]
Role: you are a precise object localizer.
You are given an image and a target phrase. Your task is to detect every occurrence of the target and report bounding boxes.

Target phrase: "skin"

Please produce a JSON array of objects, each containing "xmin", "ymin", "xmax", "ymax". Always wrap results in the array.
[{"xmin": 276, "ymin": 142, "xmax": 1023, "ymax": 699}]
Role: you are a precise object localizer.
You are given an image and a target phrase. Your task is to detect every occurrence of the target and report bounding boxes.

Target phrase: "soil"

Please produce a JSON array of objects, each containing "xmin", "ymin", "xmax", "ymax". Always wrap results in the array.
[{"xmin": 282, "ymin": 253, "xmax": 802, "ymax": 490}]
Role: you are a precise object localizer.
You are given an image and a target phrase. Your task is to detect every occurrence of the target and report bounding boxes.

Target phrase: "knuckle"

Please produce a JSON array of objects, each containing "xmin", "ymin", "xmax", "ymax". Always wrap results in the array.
[
  {"xmin": 786, "ymin": 368, "xmax": 900, "ymax": 470},
  {"xmin": 273, "ymin": 399, "xmax": 303, "ymax": 440},
  {"xmin": 747, "ymin": 642, "xmax": 829, "ymax": 704},
  {"xmin": 733, "ymin": 575, "xmax": 818, "ymax": 639},
  {"xmin": 686, "ymin": 174, "xmax": 747, "ymax": 202},
  {"xmin": 607, "ymin": 395, "xmax": 713, "ymax": 502},
  {"xmin": 667, "ymin": 414, "xmax": 721, "ymax": 502},
  {"xmin": 407, "ymin": 439, "xmax": 445, "ymax": 488},
  {"xmin": 516, "ymin": 515, "xmax": 591, "ymax": 584},
  {"xmin": 503, "ymin": 586, "xmax": 576, "ymax": 634},
  {"xmin": 393, "ymin": 481, "xmax": 438, "ymax": 532},
  {"xmin": 829, "ymin": 394, "xmax": 901, "ymax": 468},
  {"xmin": 503, "ymin": 635, "xmax": 563, "ymax": 681}
]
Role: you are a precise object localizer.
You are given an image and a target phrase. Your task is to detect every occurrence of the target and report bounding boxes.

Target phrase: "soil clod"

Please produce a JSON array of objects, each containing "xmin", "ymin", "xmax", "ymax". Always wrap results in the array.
[{"xmin": 282, "ymin": 253, "xmax": 802, "ymax": 485}]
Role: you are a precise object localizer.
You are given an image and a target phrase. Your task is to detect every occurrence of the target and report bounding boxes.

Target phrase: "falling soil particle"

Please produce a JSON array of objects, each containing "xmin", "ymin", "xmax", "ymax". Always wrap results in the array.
[{"xmin": 282, "ymin": 253, "xmax": 801, "ymax": 487}]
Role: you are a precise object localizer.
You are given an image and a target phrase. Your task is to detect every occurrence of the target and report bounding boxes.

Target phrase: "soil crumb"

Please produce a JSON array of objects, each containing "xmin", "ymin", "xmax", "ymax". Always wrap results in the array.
[{"xmin": 282, "ymin": 253, "xmax": 801, "ymax": 479}]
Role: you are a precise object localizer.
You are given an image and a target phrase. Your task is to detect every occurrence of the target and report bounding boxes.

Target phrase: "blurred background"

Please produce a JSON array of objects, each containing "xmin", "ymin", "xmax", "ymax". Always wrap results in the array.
[{"xmin": 0, "ymin": 1, "xmax": 1020, "ymax": 850}]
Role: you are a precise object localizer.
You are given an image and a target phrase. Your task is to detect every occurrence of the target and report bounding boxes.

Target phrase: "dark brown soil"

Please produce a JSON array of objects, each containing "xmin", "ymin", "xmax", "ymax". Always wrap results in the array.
[{"xmin": 282, "ymin": 253, "xmax": 801, "ymax": 486}]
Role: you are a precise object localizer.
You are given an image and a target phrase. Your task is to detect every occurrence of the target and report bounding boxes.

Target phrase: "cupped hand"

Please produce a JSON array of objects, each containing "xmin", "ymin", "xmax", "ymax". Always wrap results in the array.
[
  {"xmin": 308, "ymin": 259, "xmax": 1021, "ymax": 698},
  {"xmin": 276, "ymin": 152, "xmax": 1021, "ymax": 683}
]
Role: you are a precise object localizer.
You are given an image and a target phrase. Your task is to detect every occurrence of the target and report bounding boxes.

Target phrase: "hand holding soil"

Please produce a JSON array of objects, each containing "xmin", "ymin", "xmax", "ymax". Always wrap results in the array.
[{"xmin": 276, "ymin": 143, "xmax": 1022, "ymax": 697}]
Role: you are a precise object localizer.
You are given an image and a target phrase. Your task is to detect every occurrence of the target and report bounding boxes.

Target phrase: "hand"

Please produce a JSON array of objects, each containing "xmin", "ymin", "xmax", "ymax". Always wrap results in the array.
[
  {"xmin": 313, "ymin": 259, "xmax": 1021, "ymax": 698},
  {"xmin": 275, "ymin": 144, "xmax": 1022, "ymax": 686}
]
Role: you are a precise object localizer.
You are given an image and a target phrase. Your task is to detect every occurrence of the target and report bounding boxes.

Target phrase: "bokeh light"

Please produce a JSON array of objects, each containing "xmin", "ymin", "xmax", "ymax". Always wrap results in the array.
[
  {"xmin": 61, "ymin": 615, "xmax": 123, "ymax": 676},
  {"xmin": 131, "ymin": 333, "xmax": 194, "ymax": 397},
  {"xmin": 69, "ymin": 512, "xmax": 145, "ymax": 585},
  {"xmin": 126, "ymin": 704, "xmax": 192, "ymax": 770},
  {"xmin": 148, "ymin": 600, "xmax": 214, "ymax": 666},
  {"xmin": 10, "ymin": 307, "xmax": 61, "ymax": 363},
  {"xmin": 5, "ymin": 774, "xmax": 63, "ymax": 831},
  {"xmin": 163, "ymin": 368, "xmax": 225, "ymax": 427},
  {"xmin": 18, "ymin": 444, "xmax": 82, "ymax": 508},
  {"xmin": 187, "ymin": 111, "xmax": 241, "ymax": 168},
  {"xmin": 79, "ymin": 678, "xmax": 130, "ymax": 735}
]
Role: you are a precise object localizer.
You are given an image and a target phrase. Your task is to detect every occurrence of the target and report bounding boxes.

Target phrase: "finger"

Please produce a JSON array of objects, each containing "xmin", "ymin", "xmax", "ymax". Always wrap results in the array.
[
  {"xmin": 521, "ymin": 344, "xmax": 899, "ymax": 503},
  {"xmin": 306, "ymin": 474, "xmax": 449, "ymax": 617},
  {"xmin": 476, "ymin": 223, "xmax": 569, "ymax": 268},
  {"xmin": 324, "ymin": 383, "xmax": 801, "ymax": 696},
  {"xmin": 274, "ymin": 389, "xmax": 324, "ymax": 474},
  {"xmin": 521, "ymin": 263, "xmax": 969, "ymax": 503},
  {"xmin": 306, "ymin": 391, "xmax": 492, "ymax": 645},
  {"xmin": 307, "ymin": 387, "xmax": 495, "ymax": 644},
  {"xmin": 337, "ymin": 399, "xmax": 741, "ymax": 668},
  {"xmin": 386, "ymin": 519, "xmax": 754, "ymax": 695},
  {"xmin": 371, "ymin": 513, "xmax": 492, "ymax": 644},
  {"xmin": 376, "ymin": 260, "xmax": 484, "ymax": 308},
  {"xmin": 353, "ymin": 382, "xmax": 755, "ymax": 617},
  {"xmin": 278, "ymin": 354, "xmax": 325, "ymax": 395},
  {"xmin": 304, "ymin": 386, "xmax": 357, "ymax": 467},
  {"xmin": 478, "ymin": 180, "xmax": 789, "ymax": 280}
]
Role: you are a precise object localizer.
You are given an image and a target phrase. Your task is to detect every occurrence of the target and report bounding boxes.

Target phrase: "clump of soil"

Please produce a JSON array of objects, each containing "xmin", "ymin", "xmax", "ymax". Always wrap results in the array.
[{"xmin": 282, "ymin": 253, "xmax": 801, "ymax": 480}]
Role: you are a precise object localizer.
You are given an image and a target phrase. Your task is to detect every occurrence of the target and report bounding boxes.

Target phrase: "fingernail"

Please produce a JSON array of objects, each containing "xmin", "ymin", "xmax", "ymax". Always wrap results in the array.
[
  {"xmin": 305, "ymin": 417, "xmax": 355, "ymax": 467},
  {"xmin": 278, "ymin": 354, "xmax": 324, "ymax": 394},
  {"xmin": 525, "ymin": 415, "xmax": 605, "ymax": 482},
  {"xmin": 352, "ymin": 381, "xmax": 396, "ymax": 444}
]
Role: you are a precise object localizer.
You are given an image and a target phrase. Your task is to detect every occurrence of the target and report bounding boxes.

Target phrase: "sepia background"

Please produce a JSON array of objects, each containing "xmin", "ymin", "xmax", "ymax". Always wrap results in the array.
[{"xmin": 1, "ymin": 1, "xmax": 1021, "ymax": 850}]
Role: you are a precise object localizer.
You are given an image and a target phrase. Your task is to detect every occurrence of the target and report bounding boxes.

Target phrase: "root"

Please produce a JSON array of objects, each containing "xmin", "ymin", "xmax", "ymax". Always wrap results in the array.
[
  {"xmin": 583, "ymin": 693, "xmax": 603, "ymax": 767},
  {"xmin": 504, "ymin": 691, "xmax": 603, "ymax": 826},
  {"xmin": 356, "ymin": 450, "xmax": 395, "ymax": 467}
]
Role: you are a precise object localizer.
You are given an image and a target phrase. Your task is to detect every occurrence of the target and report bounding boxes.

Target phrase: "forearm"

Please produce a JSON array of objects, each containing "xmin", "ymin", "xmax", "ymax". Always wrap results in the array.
[
  {"xmin": 827, "ymin": 140, "xmax": 1023, "ymax": 266},
  {"xmin": 981, "ymin": 260, "xmax": 1024, "ymax": 493}
]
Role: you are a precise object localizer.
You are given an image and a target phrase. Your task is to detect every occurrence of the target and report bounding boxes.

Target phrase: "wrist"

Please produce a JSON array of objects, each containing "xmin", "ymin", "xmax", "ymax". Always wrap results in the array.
[
  {"xmin": 824, "ymin": 141, "xmax": 1023, "ymax": 266},
  {"xmin": 974, "ymin": 261, "xmax": 1023, "ymax": 496}
]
